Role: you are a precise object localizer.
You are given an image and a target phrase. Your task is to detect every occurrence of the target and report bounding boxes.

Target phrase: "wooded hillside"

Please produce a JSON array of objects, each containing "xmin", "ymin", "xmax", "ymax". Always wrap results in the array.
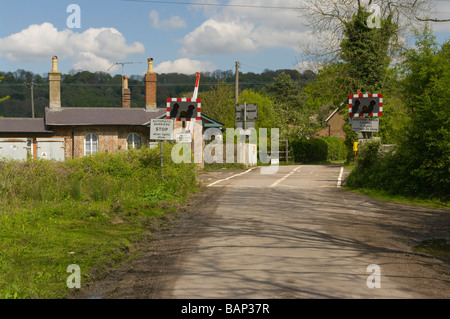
[{"xmin": 0, "ymin": 69, "xmax": 316, "ymax": 118}]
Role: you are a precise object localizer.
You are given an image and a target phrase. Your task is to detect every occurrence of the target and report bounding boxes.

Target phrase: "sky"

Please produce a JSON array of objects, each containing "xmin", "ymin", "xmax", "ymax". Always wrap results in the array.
[{"xmin": 0, "ymin": 0, "xmax": 449, "ymax": 77}]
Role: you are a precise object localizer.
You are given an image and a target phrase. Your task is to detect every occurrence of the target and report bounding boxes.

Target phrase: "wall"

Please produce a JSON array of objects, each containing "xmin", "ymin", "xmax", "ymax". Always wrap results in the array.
[
  {"xmin": 328, "ymin": 112, "xmax": 346, "ymax": 139},
  {"xmin": 51, "ymin": 125, "xmax": 151, "ymax": 159}
]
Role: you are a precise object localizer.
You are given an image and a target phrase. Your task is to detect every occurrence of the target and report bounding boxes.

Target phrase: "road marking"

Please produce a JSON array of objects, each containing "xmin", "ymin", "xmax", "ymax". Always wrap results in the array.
[
  {"xmin": 270, "ymin": 166, "xmax": 301, "ymax": 187},
  {"xmin": 337, "ymin": 167, "xmax": 344, "ymax": 187},
  {"xmin": 207, "ymin": 167, "xmax": 256, "ymax": 187}
]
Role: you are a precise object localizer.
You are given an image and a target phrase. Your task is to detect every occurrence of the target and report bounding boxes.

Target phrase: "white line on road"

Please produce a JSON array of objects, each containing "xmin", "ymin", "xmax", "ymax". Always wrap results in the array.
[
  {"xmin": 207, "ymin": 167, "xmax": 256, "ymax": 187},
  {"xmin": 337, "ymin": 167, "xmax": 344, "ymax": 187},
  {"xmin": 270, "ymin": 166, "xmax": 301, "ymax": 187}
]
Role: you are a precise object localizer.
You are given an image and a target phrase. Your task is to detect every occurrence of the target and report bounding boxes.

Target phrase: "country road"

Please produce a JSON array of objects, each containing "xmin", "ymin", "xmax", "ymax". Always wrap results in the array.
[{"xmin": 77, "ymin": 164, "xmax": 450, "ymax": 299}]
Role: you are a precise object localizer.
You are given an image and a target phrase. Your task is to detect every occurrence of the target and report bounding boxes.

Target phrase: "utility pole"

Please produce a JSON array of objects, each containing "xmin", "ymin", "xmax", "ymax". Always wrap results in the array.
[
  {"xmin": 24, "ymin": 82, "xmax": 35, "ymax": 118},
  {"xmin": 235, "ymin": 61, "xmax": 239, "ymax": 105}
]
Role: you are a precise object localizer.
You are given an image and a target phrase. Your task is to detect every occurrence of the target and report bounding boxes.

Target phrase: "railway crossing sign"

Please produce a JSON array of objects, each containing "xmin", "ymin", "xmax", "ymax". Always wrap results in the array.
[
  {"xmin": 150, "ymin": 119, "xmax": 174, "ymax": 140},
  {"xmin": 167, "ymin": 98, "xmax": 201, "ymax": 121},
  {"xmin": 350, "ymin": 117, "xmax": 379, "ymax": 132},
  {"xmin": 349, "ymin": 93, "xmax": 383, "ymax": 117}
]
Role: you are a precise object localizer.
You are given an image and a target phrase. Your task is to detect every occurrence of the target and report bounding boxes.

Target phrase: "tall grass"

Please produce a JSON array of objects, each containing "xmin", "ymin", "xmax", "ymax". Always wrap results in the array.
[{"xmin": 0, "ymin": 145, "xmax": 199, "ymax": 298}]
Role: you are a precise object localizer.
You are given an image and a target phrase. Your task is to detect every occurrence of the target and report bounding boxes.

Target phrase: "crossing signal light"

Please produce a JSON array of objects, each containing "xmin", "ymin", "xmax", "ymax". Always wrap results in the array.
[
  {"xmin": 166, "ymin": 98, "xmax": 201, "ymax": 121},
  {"xmin": 349, "ymin": 94, "xmax": 383, "ymax": 117}
]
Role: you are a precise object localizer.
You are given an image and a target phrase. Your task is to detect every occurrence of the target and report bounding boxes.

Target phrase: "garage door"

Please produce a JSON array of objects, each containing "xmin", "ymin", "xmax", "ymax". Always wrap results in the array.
[
  {"xmin": 36, "ymin": 138, "xmax": 65, "ymax": 161},
  {"xmin": 0, "ymin": 138, "xmax": 28, "ymax": 160}
]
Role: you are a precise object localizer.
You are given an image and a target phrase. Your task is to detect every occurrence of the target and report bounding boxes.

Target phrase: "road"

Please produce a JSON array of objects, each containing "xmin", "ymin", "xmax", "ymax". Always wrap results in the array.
[{"xmin": 78, "ymin": 164, "xmax": 450, "ymax": 299}]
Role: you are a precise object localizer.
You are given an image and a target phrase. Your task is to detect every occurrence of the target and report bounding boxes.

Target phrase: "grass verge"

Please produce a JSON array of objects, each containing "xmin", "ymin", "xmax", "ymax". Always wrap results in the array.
[
  {"xmin": 412, "ymin": 239, "xmax": 450, "ymax": 259},
  {"xmin": 0, "ymin": 146, "xmax": 198, "ymax": 299},
  {"xmin": 342, "ymin": 186, "xmax": 450, "ymax": 209}
]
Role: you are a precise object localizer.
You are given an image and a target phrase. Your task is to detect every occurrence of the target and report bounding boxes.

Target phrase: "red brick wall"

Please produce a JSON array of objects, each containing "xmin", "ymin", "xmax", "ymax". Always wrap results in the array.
[{"xmin": 51, "ymin": 125, "xmax": 150, "ymax": 159}]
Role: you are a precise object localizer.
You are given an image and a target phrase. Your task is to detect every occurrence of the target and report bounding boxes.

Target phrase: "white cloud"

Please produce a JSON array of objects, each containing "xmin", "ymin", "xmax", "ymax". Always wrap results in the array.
[
  {"xmin": 0, "ymin": 22, "xmax": 145, "ymax": 72},
  {"xmin": 179, "ymin": 19, "xmax": 257, "ymax": 57},
  {"xmin": 178, "ymin": 0, "xmax": 309, "ymax": 57},
  {"xmin": 149, "ymin": 10, "xmax": 187, "ymax": 30},
  {"xmin": 154, "ymin": 58, "xmax": 216, "ymax": 74},
  {"xmin": 72, "ymin": 52, "xmax": 114, "ymax": 72}
]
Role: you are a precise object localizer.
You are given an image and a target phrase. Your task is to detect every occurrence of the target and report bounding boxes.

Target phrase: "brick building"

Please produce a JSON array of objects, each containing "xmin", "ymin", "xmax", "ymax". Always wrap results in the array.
[
  {"xmin": 314, "ymin": 108, "xmax": 346, "ymax": 139},
  {"xmin": 0, "ymin": 57, "xmax": 223, "ymax": 162},
  {"xmin": 1, "ymin": 57, "xmax": 164, "ymax": 160}
]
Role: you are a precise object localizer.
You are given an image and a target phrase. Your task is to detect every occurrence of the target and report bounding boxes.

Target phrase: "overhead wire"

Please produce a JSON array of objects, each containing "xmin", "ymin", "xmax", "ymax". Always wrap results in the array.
[{"xmin": 120, "ymin": 0, "xmax": 299, "ymax": 10}]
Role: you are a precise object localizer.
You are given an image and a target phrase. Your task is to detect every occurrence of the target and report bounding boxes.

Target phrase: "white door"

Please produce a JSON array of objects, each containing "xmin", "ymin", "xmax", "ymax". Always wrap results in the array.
[
  {"xmin": 0, "ymin": 138, "xmax": 28, "ymax": 160},
  {"xmin": 36, "ymin": 138, "xmax": 65, "ymax": 161}
]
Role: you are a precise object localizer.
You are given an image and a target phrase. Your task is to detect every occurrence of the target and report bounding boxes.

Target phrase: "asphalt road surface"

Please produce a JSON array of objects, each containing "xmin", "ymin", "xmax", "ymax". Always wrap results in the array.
[
  {"xmin": 79, "ymin": 164, "xmax": 450, "ymax": 299},
  {"xmin": 159, "ymin": 164, "xmax": 449, "ymax": 298}
]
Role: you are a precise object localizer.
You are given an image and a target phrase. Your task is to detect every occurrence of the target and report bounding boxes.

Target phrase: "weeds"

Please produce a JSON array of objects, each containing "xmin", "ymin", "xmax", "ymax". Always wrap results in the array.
[{"xmin": 0, "ymin": 146, "xmax": 198, "ymax": 298}]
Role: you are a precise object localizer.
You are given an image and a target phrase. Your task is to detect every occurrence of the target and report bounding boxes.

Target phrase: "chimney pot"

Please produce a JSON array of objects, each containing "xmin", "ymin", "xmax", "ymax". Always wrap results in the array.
[
  {"xmin": 51, "ymin": 56, "xmax": 59, "ymax": 72},
  {"xmin": 49, "ymin": 56, "xmax": 61, "ymax": 110},
  {"xmin": 122, "ymin": 76, "xmax": 131, "ymax": 108},
  {"xmin": 147, "ymin": 58, "xmax": 154, "ymax": 74},
  {"xmin": 145, "ymin": 58, "xmax": 157, "ymax": 110}
]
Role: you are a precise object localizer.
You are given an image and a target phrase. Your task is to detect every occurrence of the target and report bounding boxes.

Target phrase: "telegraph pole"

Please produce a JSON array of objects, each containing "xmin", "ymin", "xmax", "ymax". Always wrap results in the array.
[
  {"xmin": 235, "ymin": 61, "xmax": 239, "ymax": 104},
  {"xmin": 24, "ymin": 82, "xmax": 35, "ymax": 118}
]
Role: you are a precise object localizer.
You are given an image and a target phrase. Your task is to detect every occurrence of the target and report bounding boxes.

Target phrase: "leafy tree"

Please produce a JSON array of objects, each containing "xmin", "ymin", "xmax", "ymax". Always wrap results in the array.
[
  {"xmin": 265, "ymin": 72, "xmax": 320, "ymax": 138},
  {"xmin": 303, "ymin": 5, "xmax": 400, "ymax": 161},
  {"xmin": 0, "ymin": 76, "xmax": 9, "ymax": 104},
  {"xmin": 347, "ymin": 27, "xmax": 450, "ymax": 200},
  {"xmin": 238, "ymin": 89, "xmax": 284, "ymax": 134},
  {"xmin": 340, "ymin": 7, "xmax": 397, "ymax": 93},
  {"xmin": 198, "ymin": 80, "xmax": 235, "ymax": 128},
  {"xmin": 396, "ymin": 27, "xmax": 450, "ymax": 199}
]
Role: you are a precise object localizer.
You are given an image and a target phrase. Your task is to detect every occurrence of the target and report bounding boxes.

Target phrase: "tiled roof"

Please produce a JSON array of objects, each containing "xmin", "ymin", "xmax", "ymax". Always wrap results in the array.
[
  {"xmin": 0, "ymin": 117, "xmax": 52, "ymax": 133},
  {"xmin": 45, "ymin": 107, "xmax": 166, "ymax": 126}
]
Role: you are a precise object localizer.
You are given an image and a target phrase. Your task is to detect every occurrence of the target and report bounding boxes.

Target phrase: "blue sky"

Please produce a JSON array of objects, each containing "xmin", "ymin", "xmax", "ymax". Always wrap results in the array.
[{"xmin": 0, "ymin": 0, "xmax": 449, "ymax": 76}]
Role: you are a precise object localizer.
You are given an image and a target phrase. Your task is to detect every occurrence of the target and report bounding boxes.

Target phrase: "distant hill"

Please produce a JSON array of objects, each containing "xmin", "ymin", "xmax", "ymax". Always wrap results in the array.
[{"xmin": 0, "ymin": 68, "xmax": 316, "ymax": 118}]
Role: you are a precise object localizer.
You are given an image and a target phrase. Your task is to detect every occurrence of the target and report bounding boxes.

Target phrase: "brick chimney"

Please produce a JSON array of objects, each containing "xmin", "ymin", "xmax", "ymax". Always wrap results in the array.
[
  {"xmin": 48, "ymin": 56, "xmax": 61, "ymax": 110},
  {"xmin": 145, "ymin": 58, "xmax": 157, "ymax": 110},
  {"xmin": 122, "ymin": 76, "xmax": 131, "ymax": 108}
]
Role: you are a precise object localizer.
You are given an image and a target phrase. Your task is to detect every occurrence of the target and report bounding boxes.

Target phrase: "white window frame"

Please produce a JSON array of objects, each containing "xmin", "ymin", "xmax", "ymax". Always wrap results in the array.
[
  {"xmin": 84, "ymin": 133, "xmax": 99, "ymax": 156},
  {"xmin": 127, "ymin": 133, "xmax": 141, "ymax": 150}
]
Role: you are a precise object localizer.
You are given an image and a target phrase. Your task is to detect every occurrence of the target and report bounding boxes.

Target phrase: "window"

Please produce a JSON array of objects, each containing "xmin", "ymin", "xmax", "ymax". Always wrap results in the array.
[
  {"xmin": 127, "ymin": 133, "xmax": 141, "ymax": 150},
  {"xmin": 85, "ymin": 133, "xmax": 98, "ymax": 155}
]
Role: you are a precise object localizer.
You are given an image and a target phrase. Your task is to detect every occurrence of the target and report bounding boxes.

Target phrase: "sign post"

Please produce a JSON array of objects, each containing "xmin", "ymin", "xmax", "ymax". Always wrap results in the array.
[{"xmin": 150, "ymin": 119, "xmax": 174, "ymax": 177}]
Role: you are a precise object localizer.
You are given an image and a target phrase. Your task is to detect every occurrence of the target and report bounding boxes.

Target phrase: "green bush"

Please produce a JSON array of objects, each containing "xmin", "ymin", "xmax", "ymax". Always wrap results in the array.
[
  {"xmin": 0, "ymin": 145, "xmax": 198, "ymax": 204},
  {"xmin": 322, "ymin": 136, "xmax": 347, "ymax": 161},
  {"xmin": 346, "ymin": 31, "xmax": 450, "ymax": 202},
  {"xmin": 290, "ymin": 137, "xmax": 346, "ymax": 163}
]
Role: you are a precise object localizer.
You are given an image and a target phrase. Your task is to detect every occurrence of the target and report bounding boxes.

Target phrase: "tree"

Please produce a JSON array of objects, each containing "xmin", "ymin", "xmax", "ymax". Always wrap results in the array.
[
  {"xmin": 0, "ymin": 76, "xmax": 10, "ymax": 104},
  {"xmin": 238, "ymin": 89, "xmax": 284, "ymax": 134},
  {"xmin": 198, "ymin": 81, "xmax": 235, "ymax": 128},
  {"xmin": 340, "ymin": 8, "xmax": 397, "ymax": 92},
  {"xmin": 397, "ymin": 26, "xmax": 450, "ymax": 199},
  {"xmin": 266, "ymin": 73, "xmax": 319, "ymax": 138},
  {"xmin": 298, "ymin": 0, "xmax": 434, "ymax": 63},
  {"xmin": 346, "ymin": 27, "xmax": 450, "ymax": 200}
]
